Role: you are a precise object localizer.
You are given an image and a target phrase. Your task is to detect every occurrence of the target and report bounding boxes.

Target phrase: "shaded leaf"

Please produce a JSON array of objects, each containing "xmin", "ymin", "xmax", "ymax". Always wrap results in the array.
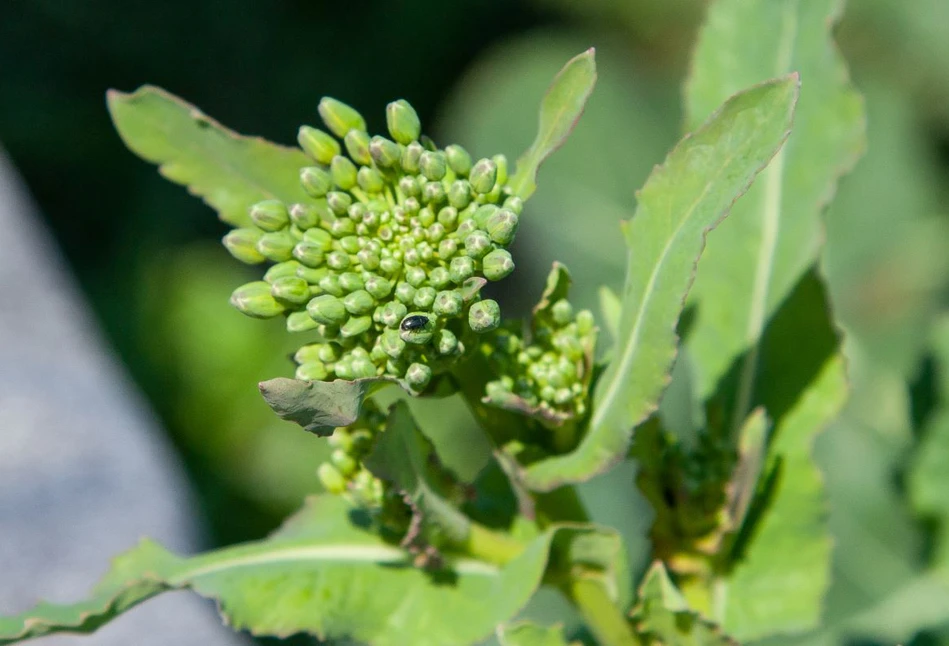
[
  {"xmin": 509, "ymin": 49, "xmax": 598, "ymax": 200},
  {"xmin": 108, "ymin": 85, "xmax": 315, "ymax": 227},
  {"xmin": 521, "ymin": 75, "xmax": 799, "ymax": 492},
  {"xmin": 258, "ymin": 376, "xmax": 395, "ymax": 436},
  {"xmin": 630, "ymin": 562, "xmax": 738, "ymax": 646},
  {"xmin": 0, "ymin": 496, "xmax": 567, "ymax": 646},
  {"xmin": 498, "ymin": 621, "xmax": 577, "ymax": 646}
]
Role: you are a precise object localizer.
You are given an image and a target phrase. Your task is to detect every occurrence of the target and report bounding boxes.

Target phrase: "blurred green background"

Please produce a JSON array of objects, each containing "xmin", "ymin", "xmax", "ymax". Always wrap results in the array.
[{"xmin": 3, "ymin": 0, "xmax": 949, "ymax": 643}]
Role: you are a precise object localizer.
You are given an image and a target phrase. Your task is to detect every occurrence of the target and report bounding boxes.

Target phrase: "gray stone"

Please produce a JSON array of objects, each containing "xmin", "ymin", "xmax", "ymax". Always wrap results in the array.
[{"xmin": 0, "ymin": 147, "xmax": 247, "ymax": 645}]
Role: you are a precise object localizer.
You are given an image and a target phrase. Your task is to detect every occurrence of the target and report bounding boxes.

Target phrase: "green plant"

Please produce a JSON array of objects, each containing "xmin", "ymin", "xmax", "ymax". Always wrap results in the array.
[{"xmin": 1, "ymin": 1, "xmax": 878, "ymax": 643}]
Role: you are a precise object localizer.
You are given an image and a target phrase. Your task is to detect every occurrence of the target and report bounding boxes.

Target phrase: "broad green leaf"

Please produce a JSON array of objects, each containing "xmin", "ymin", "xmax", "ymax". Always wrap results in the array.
[
  {"xmin": 521, "ymin": 75, "xmax": 799, "ymax": 492},
  {"xmin": 258, "ymin": 376, "xmax": 394, "ymax": 436},
  {"xmin": 0, "ymin": 496, "xmax": 570, "ymax": 646},
  {"xmin": 508, "ymin": 49, "xmax": 597, "ymax": 200},
  {"xmin": 108, "ymin": 85, "xmax": 315, "ymax": 227},
  {"xmin": 498, "ymin": 621, "xmax": 576, "ymax": 646},
  {"xmin": 630, "ymin": 562, "xmax": 738, "ymax": 646},
  {"xmin": 682, "ymin": 0, "xmax": 865, "ymax": 414},
  {"xmin": 598, "ymin": 285, "xmax": 621, "ymax": 347},
  {"xmin": 365, "ymin": 401, "xmax": 471, "ymax": 547}
]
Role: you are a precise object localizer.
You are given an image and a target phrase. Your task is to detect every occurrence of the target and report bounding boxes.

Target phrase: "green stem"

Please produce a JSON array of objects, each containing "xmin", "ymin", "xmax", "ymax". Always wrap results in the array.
[
  {"xmin": 563, "ymin": 577, "xmax": 641, "ymax": 646},
  {"xmin": 464, "ymin": 521, "xmax": 525, "ymax": 566}
]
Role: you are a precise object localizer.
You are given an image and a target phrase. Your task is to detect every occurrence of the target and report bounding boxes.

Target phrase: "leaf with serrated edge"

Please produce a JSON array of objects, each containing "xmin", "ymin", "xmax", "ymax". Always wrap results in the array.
[
  {"xmin": 498, "ymin": 621, "xmax": 577, "ymax": 646},
  {"xmin": 0, "ymin": 496, "xmax": 585, "ymax": 646},
  {"xmin": 509, "ymin": 49, "xmax": 597, "ymax": 200},
  {"xmin": 108, "ymin": 85, "xmax": 316, "ymax": 227},
  {"xmin": 631, "ymin": 562, "xmax": 738, "ymax": 646},
  {"xmin": 521, "ymin": 75, "xmax": 799, "ymax": 492}
]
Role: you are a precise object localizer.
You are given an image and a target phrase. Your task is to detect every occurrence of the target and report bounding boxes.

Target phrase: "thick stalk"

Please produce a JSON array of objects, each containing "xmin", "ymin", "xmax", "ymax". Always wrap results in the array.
[
  {"xmin": 463, "ymin": 521, "xmax": 526, "ymax": 566},
  {"xmin": 562, "ymin": 577, "xmax": 641, "ymax": 646}
]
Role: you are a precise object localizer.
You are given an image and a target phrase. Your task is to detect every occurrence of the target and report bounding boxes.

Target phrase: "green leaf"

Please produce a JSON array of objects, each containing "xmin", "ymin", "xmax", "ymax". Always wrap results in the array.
[
  {"xmin": 682, "ymin": 0, "xmax": 866, "ymax": 413},
  {"xmin": 365, "ymin": 401, "xmax": 471, "ymax": 547},
  {"xmin": 521, "ymin": 75, "xmax": 800, "ymax": 492},
  {"xmin": 508, "ymin": 48, "xmax": 598, "ymax": 200},
  {"xmin": 258, "ymin": 376, "xmax": 395, "ymax": 436},
  {"xmin": 630, "ymin": 562, "xmax": 738, "ymax": 646},
  {"xmin": 108, "ymin": 85, "xmax": 316, "ymax": 227},
  {"xmin": 598, "ymin": 285, "xmax": 621, "ymax": 348},
  {"xmin": 0, "ymin": 496, "xmax": 570, "ymax": 646},
  {"xmin": 498, "ymin": 621, "xmax": 577, "ymax": 646}
]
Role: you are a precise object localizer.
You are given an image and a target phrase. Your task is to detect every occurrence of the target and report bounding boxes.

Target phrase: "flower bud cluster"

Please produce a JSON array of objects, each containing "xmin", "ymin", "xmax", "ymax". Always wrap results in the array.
[
  {"xmin": 223, "ymin": 98, "xmax": 521, "ymax": 392},
  {"xmin": 483, "ymin": 298, "xmax": 597, "ymax": 422}
]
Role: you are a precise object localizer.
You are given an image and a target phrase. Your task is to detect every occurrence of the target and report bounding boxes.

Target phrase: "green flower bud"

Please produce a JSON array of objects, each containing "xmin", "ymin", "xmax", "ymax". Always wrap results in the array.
[
  {"xmin": 398, "ymin": 175, "xmax": 421, "ymax": 198},
  {"xmin": 369, "ymin": 136, "xmax": 401, "ymax": 168},
  {"xmin": 331, "ymin": 155, "xmax": 358, "ymax": 190},
  {"xmin": 435, "ymin": 328, "xmax": 459, "ymax": 355},
  {"xmin": 357, "ymin": 166, "xmax": 385, "ymax": 193},
  {"xmin": 297, "ymin": 266, "xmax": 328, "ymax": 284},
  {"xmin": 287, "ymin": 311, "xmax": 319, "ymax": 333},
  {"xmin": 289, "ymin": 203, "xmax": 321, "ymax": 230},
  {"xmin": 503, "ymin": 195, "xmax": 524, "ymax": 215},
  {"xmin": 294, "ymin": 343, "xmax": 322, "ymax": 364},
  {"xmin": 486, "ymin": 208, "xmax": 519, "ymax": 245},
  {"xmin": 445, "ymin": 144, "xmax": 472, "ymax": 176},
  {"xmin": 413, "ymin": 286, "xmax": 436, "ymax": 309},
  {"xmin": 399, "ymin": 312, "xmax": 436, "ymax": 344},
  {"xmin": 341, "ymin": 315, "xmax": 372, "ymax": 338},
  {"xmin": 330, "ymin": 217, "xmax": 356, "ymax": 237},
  {"xmin": 551, "ymin": 299, "xmax": 574, "ymax": 326},
  {"xmin": 402, "ymin": 142, "xmax": 424, "ymax": 173},
  {"xmin": 256, "ymin": 231, "xmax": 296, "ymax": 262},
  {"xmin": 437, "ymin": 206, "xmax": 458, "ymax": 230},
  {"xmin": 365, "ymin": 275, "xmax": 393, "ymax": 299},
  {"xmin": 469, "ymin": 158, "xmax": 497, "ymax": 194},
  {"xmin": 405, "ymin": 363, "xmax": 433, "ymax": 391},
  {"xmin": 344, "ymin": 130, "xmax": 372, "ymax": 166},
  {"xmin": 231, "ymin": 281, "xmax": 285, "ymax": 319},
  {"xmin": 433, "ymin": 290, "xmax": 463, "ymax": 316},
  {"xmin": 356, "ymin": 249, "xmax": 380, "ymax": 270},
  {"xmin": 449, "ymin": 256, "xmax": 475, "ymax": 283},
  {"xmin": 386, "ymin": 99, "xmax": 421, "ymax": 144},
  {"xmin": 327, "ymin": 427, "xmax": 354, "ymax": 452},
  {"xmin": 381, "ymin": 328, "xmax": 406, "ymax": 358},
  {"xmin": 300, "ymin": 166, "xmax": 333, "ymax": 198},
  {"xmin": 304, "ymin": 227, "xmax": 334, "ymax": 250},
  {"xmin": 419, "ymin": 151, "xmax": 447, "ymax": 181},
  {"xmin": 317, "ymin": 323, "xmax": 341, "ymax": 339},
  {"xmin": 469, "ymin": 299, "xmax": 501, "ymax": 333},
  {"xmin": 223, "ymin": 228, "xmax": 265, "ymax": 264},
  {"xmin": 249, "ymin": 200, "xmax": 290, "ymax": 232},
  {"xmin": 326, "ymin": 250, "xmax": 351, "ymax": 271},
  {"xmin": 395, "ymin": 282, "xmax": 416, "ymax": 305},
  {"xmin": 307, "ymin": 294, "xmax": 348, "ymax": 325},
  {"xmin": 422, "ymin": 180, "xmax": 446, "ymax": 205},
  {"xmin": 298, "ymin": 126, "xmax": 340, "ymax": 164},
  {"xmin": 327, "ymin": 191, "xmax": 353, "ymax": 216},
  {"xmin": 386, "ymin": 356, "xmax": 408, "ymax": 377},
  {"xmin": 318, "ymin": 97, "xmax": 366, "ymax": 138},
  {"xmin": 296, "ymin": 359, "xmax": 329, "ymax": 381},
  {"xmin": 318, "ymin": 462, "xmax": 347, "ymax": 494},
  {"xmin": 482, "ymin": 249, "xmax": 515, "ymax": 281},
  {"xmin": 405, "ymin": 266, "xmax": 427, "ymax": 287},
  {"xmin": 429, "ymin": 266, "xmax": 451, "ymax": 289},
  {"xmin": 264, "ymin": 260, "xmax": 303, "ymax": 282},
  {"xmin": 381, "ymin": 301, "xmax": 408, "ymax": 327},
  {"xmin": 379, "ymin": 256, "xmax": 401, "ymax": 275},
  {"xmin": 576, "ymin": 309, "xmax": 595, "ymax": 335},
  {"xmin": 334, "ymin": 360, "xmax": 354, "ymax": 380},
  {"xmin": 448, "ymin": 180, "xmax": 472, "ymax": 209},
  {"xmin": 330, "ymin": 449, "xmax": 358, "ymax": 477},
  {"xmin": 464, "ymin": 231, "xmax": 492, "ymax": 259},
  {"xmin": 319, "ymin": 273, "xmax": 345, "ymax": 297},
  {"xmin": 271, "ymin": 276, "xmax": 311, "ymax": 306},
  {"xmin": 343, "ymin": 290, "xmax": 375, "ymax": 315},
  {"xmin": 473, "ymin": 204, "xmax": 498, "ymax": 228},
  {"xmin": 293, "ymin": 241, "xmax": 326, "ymax": 268}
]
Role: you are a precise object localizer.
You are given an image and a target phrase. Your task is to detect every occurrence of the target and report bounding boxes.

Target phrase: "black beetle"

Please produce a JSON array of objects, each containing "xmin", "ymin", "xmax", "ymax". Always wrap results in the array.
[{"xmin": 400, "ymin": 314, "xmax": 430, "ymax": 332}]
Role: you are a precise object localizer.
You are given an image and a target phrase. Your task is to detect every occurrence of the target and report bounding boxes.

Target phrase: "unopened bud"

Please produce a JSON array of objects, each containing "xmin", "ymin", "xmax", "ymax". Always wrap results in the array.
[
  {"xmin": 357, "ymin": 167, "xmax": 385, "ymax": 194},
  {"xmin": 287, "ymin": 311, "xmax": 319, "ymax": 333},
  {"xmin": 429, "ymin": 267, "xmax": 451, "ymax": 289},
  {"xmin": 223, "ymin": 228, "xmax": 265, "ymax": 264},
  {"xmin": 343, "ymin": 290, "xmax": 375, "ymax": 315},
  {"xmin": 482, "ymin": 249, "xmax": 515, "ymax": 281},
  {"xmin": 448, "ymin": 180, "xmax": 472, "ymax": 209},
  {"xmin": 301, "ymin": 167, "xmax": 333, "ymax": 198},
  {"xmin": 293, "ymin": 241, "xmax": 325, "ymax": 268},
  {"xmin": 551, "ymin": 299, "xmax": 574, "ymax": 326},
  {"xmin": 422, "ymin": 181, "xmax": 446, "ymax": 205},
  {"xmin": 369, "ymin": 136, "xmax": 401, "ymax": 168},
  {"xmin": 402, "ymin": 142, "xmax": 424, "ymax": 173},
  {"xmin": 298, "ymin": 126, "xmax": 340, "ymax": 164},
  {"xmin": 419, "ymin": 151, "xmax": 447, "ymax": 181},
  {"xmin": 271, "ymin": 276, "xmax": 311, "ymax": 306},
  {"xmin": 576, "ymin": 309, "xmax": 595, "ymax": 335},
  {"xmin": 493, "ymin": 154, "xmax": 509, "ymax": 186},
  {"xmin": 405, "ymin": 363, "xmax": 433, "ymax": 392},
  {"xmin": 469, "ymin": 299, "xmax": 501, "ymax": 333},
  {"xmin": 503, "ymin": 195, "xmax": 524, "ymax": 215},
  {"xmin": 344, "ymin": 130, "xmax": 372, "ymax": 166},
  {"xmin": 307, "ymin": 294, "xmax": 348, "ymax": 325},
  {"xmin": 433, "ymin": 290, "xmax": 463, "ymax": 316},
  {"xmin": 326, "ymin": 191, "xmax": 353, "ymax": 216},
  {"xmin": 486, "ymin": 209, "xmax": 519, "ymax": 245},
  {"xmin": 289, "ymin": 203, "xmax": 321, "ymax": 230},
  {"xmin": 304, "ymin": 227, "xmax": 334, "ymax": 250},
  {"xmin": 381, "ymin": 328, "xmax": 406, "ymax": 358},
  {"xmin": 250, "ymin": 200, "xmax": 290, "ymax": 232},
  {"xmin": 469, "ymin": 158, "xmax": 497, "ymax": 194},
  {"xmin": 449, "ymin": 256, "xmax": 475, "ymax": 283},
  {"xmin": 256, "ymin": 231, "xmax": 296, "ymax": 262},
  {"xmin": 331, "ymin": 156, "xmax": 357, "ymax": 190},
  {"xmin": 318, "ymin": 97, "xmax": 366, "ymax": 138},
  {"xmin": 365, "ymin": 275, "xmax": 393, "ymax": 299},
  {"xmin": 395, "ymin": 282, "xmax": 416, "ymax": 305},
  {"xmin": 386, "ymin": 99, "xmax": 421, "ymax": 144},
  {"xmin": 464, "ymin": 231, "xmax": 492, "ymax": 259},
  {"xmin": 296, "ymin": 359, "xmax": 328, "ymax": 382},
  {"xmin": 413, "ymin": 286, "xmax": 436, "ymax": 309},
  {"xmin": 341, "ymin": 315, "xmax": 372, "ymax": 338},
  {"xmin": 435, "ymin": 328, "xmax": 459, "ymax": 355},
  {"xmin": 381, "ymin": 301, "xmax": 408, "ymax": 328},
  {"xmin": 445, "ymin": 144, "xmax": 472, "ymax": 176},
  {"xmin": 318, "ymin": 462, "xmax": 347, "ymax": 494},
  {"xmin": 231, "ymin": 281, "xmax": 285, "ymax": 319}
]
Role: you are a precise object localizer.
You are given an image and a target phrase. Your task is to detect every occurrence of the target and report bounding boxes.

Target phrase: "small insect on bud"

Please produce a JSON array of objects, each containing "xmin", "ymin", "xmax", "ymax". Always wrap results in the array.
[
  {"xmin": 369, "ymin": 136, "xmax": 402, "ymax": 169},
  {"xmin": 486, "ymin": 208, "xmax": 519, "ymax": 245},
  {"xmin": 386, "ymin": 99, "xmax": 421, "ymax": 144},
  {"xmin": 399, "ymin": 313, "xmax": 436, "ymax": 345},
  {"xmin": 318, "ymin": 462, "xmax": 347, "ymax": 494},
  {"xmin": 469, "ymin": 158, "xmax": 498, "ymax": 194},
  {"xmin": 330, "ymin": 155, "xmax": 358, "ymax": 190},
  {"xmin": 298, "ymin": 126, "xmax": 340, "ymax": 164},
  {"xmin": 271, "ymin": 276, "xmax": 311, "ymax": 306},
  {"xmin": 405, "ymin": 362, "xmax": 433, "ymax": 392},
  {"xmin": 223, "ymin": 228, "xmax": 265, "ymax": 264},
  {"xmin": 249, "ymin": 200, "xmax": 290, "ymax": 232},
  {"xmin": 318, "ymin": 97, "xmax": 367, "ymax": 138},
  {"xmin": 300, "ymin": 167, "xmax": 333, "ymax": 198},
  {"xmin": 482, "ymin": 249, "xmax": 515, "ymax": 281},
  {"xmin": 469, "ymin": 299, "xmax": 501, "ymax": 333},
  {"xmin": 445, "ymin": 144, "xmax": 473, "ymax": 176},
  {"xmin": 307, "ymin": 294, "xmax": 348, "ymax": 325},
  {"xmin": 419, "ymin": 151, "xmax": 447, "ymax": 181},
  {"xmin": 256, "ymin": 231, "xmax": 296, "ymax": 262},
  {"xmin": 230, "ymin": 281, "xmax": 286, "ymax": 319}
]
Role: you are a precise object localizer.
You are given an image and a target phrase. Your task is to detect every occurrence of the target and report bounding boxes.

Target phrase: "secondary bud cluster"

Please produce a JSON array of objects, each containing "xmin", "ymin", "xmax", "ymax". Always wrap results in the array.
[
  {"xmin": 483, "ymin": 298, "xmax": 596, "ymax": 423},
  {"xmin": 223, "ymin": 97, "xmax": 521, "ymax": 392}
]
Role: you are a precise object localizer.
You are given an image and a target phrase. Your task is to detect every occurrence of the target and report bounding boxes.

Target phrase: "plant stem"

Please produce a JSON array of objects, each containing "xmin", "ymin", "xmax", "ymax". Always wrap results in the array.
[
  {"xmin": 562, "ymin": 576, "xmax": 642, "ymax": 646},
  {"xmin": 463, "ymin": 521, "xmax": 526, "ymax": 566}
]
